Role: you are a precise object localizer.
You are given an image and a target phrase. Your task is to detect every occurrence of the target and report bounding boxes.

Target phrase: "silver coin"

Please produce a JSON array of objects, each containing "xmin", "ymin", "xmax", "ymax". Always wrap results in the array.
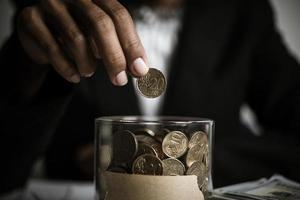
[
  {"xmin": 112, "ymin": 130, "xmax": 138, "ymax": 164},
  {"xmin": 162, "ymin": 131, "xmax": 188, "ymax": 158},
  {"xmin": 162, "ymin": 158, "xmax": 185, "ymax": 176}
]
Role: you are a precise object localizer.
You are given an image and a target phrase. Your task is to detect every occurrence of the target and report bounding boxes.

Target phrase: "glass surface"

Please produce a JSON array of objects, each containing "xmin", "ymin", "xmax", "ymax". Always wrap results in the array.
[{"xmin": 95, "ymin": 116, "xmax": 214, "ymax": 200}]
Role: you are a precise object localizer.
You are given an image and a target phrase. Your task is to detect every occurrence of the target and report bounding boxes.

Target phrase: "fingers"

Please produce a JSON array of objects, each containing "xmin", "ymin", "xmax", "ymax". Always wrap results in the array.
[
  {"xmin": 19, "ymin": 6, "xmax": 80, "ymax": 83},
  {"xmin": 97, "ymin": 0, "xmax": 149, "ymax": 77},
  {"xmin": 89, "ymin": 37, "xmax": 102, "ymax": 59},
  {"xmin": 76, "ymin": 1, "xmax": 128, "ymax": 85},
  {"xmin": 18, "ymin": 0, "xmax": 149, "ymax": 86},
  {"xmin": 40, "ymin": 0, "xmax": 97, "ymax": 77}
]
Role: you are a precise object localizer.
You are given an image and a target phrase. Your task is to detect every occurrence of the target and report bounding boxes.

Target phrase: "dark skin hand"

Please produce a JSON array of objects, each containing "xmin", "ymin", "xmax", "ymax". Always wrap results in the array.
[{"xmin": 17, "ymin": 0, "xmax": 149, "ymax": 86}]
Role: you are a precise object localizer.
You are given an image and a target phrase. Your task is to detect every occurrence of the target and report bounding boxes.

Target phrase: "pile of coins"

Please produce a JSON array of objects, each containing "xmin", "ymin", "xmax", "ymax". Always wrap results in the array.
[{"xmin": 108, "ymin": 128, "xmax": 209, "ymax": 192}]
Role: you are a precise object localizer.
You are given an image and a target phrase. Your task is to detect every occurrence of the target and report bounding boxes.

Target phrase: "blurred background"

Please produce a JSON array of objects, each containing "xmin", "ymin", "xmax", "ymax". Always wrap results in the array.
[{"xmin": 1, "ymin": 0, "xmax": 300, "ymax": 62}]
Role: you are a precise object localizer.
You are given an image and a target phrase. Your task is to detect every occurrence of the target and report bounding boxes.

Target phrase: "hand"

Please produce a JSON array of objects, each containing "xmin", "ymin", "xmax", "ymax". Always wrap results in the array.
[{"xmin": 17, "ymin": 0, "xmax": 149, "ymax": 86}]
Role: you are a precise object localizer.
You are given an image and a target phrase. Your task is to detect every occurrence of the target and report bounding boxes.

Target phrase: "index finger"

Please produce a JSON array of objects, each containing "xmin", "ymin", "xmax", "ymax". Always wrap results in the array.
[{"xmin": 94, "ymin": 0, "xmax": 149, "ymax": 77}]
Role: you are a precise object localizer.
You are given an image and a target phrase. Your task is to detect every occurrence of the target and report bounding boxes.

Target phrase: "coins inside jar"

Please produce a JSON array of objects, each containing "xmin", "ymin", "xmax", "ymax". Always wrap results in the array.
[
  {"xmin": 186, "ymin": 161, "xmax": 208, "ymax": 188},
  {"xmin": 186, "ymin": 143, "xmax": 208, "ymax": 168},
  {"xmin": 112, "ymin": 130, "xmax": 138, "ymax": 164},
  {"xmin": 162, "ymin": 131, "xmax": 188, "ymax": 158},
  {"xmin": 136, "ymin": 68, "xmax": 166, "ymax": 98},
  {"xmin": 107, "ymin": 128, "xmax": 210, "ymax": 194},
  {"xmin": 189, "ymin": 131, "xmax": 208, "ymax": 149},
  {"xmin": 132, "ymin": 154, "xmax": 163, "ymax": 175},
  {"xmin": 162, "ymin": 158, "xmax": 185, "ymax": 176}
]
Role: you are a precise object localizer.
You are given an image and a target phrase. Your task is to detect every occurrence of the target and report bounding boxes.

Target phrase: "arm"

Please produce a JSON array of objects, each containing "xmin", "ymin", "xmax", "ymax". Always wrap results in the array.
[
  {"xmin": 0, "ymin": 31, "xmax": 73, "ymax": 193},
  {"xmin": 0, "ymin": 0, "xmax": 149, "ymax": 193}
]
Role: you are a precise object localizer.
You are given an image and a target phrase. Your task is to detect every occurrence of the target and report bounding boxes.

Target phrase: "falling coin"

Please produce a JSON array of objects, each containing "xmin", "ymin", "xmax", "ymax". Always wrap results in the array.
[
  {"xmin": 112, "ymin": 130, "xmax": 138, "ymax": 165},
  {"xmin": 188, "ymin": 131, "xmax": 208, "ymax": 149},
  {"xmin": 132, "ymin": 154, "xmax": 163, "ymax": 175},
  {"xmin": 162, "ymin": 131, "xmax": 188, "ymax": 158},
  {"xmin": 137, "ymin": 68, "xmax": 166, "ymax": 98},
  {"xmin": 162, "ymin": 158, "xmax": 185, "ymax": 176}
]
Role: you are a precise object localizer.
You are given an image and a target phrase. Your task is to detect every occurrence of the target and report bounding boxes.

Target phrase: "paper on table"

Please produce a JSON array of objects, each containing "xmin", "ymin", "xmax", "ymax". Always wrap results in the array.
[{"xmin": 104, "ymin": 171, "xmax": 204, "ymax": 200}]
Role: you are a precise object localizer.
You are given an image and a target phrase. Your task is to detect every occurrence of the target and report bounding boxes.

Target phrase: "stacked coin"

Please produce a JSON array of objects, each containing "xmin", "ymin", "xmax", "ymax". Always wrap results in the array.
[{"xmin": 108, "ymin": 128, "xmax": 210, "ymax": 193}]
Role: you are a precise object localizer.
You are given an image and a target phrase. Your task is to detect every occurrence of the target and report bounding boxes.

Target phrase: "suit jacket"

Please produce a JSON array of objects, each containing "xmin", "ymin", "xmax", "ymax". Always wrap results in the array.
[{"xmin": 1, "ymin": 0, "xmax": 300, "ymax": 193}]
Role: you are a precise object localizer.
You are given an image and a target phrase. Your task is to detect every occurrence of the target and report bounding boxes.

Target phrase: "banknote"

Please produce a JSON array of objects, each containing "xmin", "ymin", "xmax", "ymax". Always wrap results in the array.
[{"xmin": 214, "ymin": 175, "xmax": 300, "ymax": 200}]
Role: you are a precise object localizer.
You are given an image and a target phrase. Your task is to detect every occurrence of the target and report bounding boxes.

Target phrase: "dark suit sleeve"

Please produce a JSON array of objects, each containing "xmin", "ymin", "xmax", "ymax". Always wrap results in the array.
[
  {"xmin": 245, "ymin": 0, "xmax": 300, "ymax": 180},
  {"xmin": 0, "ymin": 32, "xmax": 73, "ymax": 193}
]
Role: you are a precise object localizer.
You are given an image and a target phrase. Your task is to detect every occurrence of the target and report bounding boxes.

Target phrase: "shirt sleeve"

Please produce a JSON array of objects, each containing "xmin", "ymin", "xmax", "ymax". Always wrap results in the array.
[{"xmin": 0, "ymin": 31, "xmax": 73, "ymax": 193}]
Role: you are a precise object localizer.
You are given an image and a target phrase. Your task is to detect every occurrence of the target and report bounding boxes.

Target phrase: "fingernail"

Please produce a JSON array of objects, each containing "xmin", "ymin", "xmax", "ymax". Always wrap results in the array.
[
  {"xmin": 70, "ymin": 74, "xmax": 80, "ymax": 83},
  {"xmin": 84, "ymin": 72, "xmax": 94, "ymax": 78},
  {"xmin": 114, "ymin": 71, "xmax": 128, "ymax": 86},
  {"xmin": 131, "ymin": 58, "xmax": 149, "ymax": 76}
]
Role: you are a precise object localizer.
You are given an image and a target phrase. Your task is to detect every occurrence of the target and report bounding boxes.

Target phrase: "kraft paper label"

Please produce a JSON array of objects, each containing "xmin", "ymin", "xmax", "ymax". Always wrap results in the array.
[{"xmin": 104, "ymin": 172, "xmax": 204, "ymax": 200}]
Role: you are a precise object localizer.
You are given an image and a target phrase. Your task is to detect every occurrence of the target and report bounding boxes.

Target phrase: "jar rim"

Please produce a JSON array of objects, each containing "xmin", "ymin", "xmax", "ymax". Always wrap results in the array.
[{"xmin": 95, "ymin": 116, "xmax": 214, "ymax": 125}]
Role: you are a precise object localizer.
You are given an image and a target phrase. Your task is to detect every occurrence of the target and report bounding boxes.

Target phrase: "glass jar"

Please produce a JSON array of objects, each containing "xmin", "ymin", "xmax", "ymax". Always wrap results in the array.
[{"xmin": 95, "ymin": 116, "xmax": 214, "ymax": 200}]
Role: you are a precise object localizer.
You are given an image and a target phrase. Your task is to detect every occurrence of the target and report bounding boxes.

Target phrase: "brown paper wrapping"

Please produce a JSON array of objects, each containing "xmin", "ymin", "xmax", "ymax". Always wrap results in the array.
[{"xmin": 104, "ymin": 172, "xmax": 204, "ymax": 200}]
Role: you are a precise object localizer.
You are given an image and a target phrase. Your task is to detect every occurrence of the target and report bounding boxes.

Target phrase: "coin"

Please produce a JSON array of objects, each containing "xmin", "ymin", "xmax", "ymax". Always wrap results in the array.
[
  {"xmin": 186, "ymin": 161, "xmax": 207, "ymax": 187},
  {"xmin": 162, "ymin": 131, "xmax": 188, "ymax": 158},
  {"xmin": 186, "ymin": 143, "xmax": 207, "ymax": 167},
  {"xmin": 136, "ymin": 134, "xmax": 157, "ymax": 144},
  {"xmin": 162, "ymin": 158, "xmax": 185, "ymax": 176},
  {"xmin": 132, "ymin": 154, "xmax": 163, "ymax": 175},
  {"xmin": 136, "ymin": 68, "xmax": 166, "ymax": 98},
  {"xmin": 112, "ymin": 130, "xmax": 138, "ymax": 164},
  {"xmin": 188, "ymin": 131, "xmax": 208, "ymax": 149},
  {"xmin": 136, "ymin": 142, "xmax": 158, "ymax": 158},
  {"xmin": 135, "ymin": 128, "xmax": 156, "ymax": 137},
  {"xmin": 200, "ymin": 176, "xmax": 209, "ymax": 194},
  {"xmin": 150, "ymin": 142, "xmax": 165, "ymax": 159},
  {"xmin": 136, "ymin": 135, "xmax": 165, "ymax": 159},
  {"xmin": 156, "ymin": 128, "xmax": 170, "ymax": 142},
  {"xmin": 202, "ymin": 144, "xmax": 209, "ymax": 168},
  {"xmin": 159, "ymin": 128, "xmax": 170, "ymax": 136}
]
